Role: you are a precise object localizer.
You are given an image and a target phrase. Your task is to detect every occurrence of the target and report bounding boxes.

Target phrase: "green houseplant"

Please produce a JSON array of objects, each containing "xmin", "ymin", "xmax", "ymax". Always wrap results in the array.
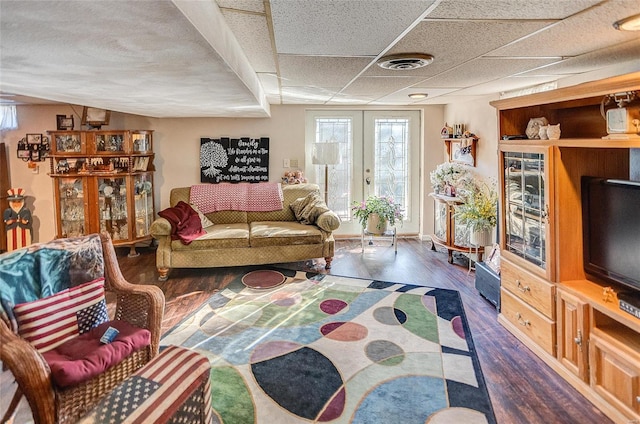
[
  {"xmin": 351, "ymin": 195, "xmax": 403, "ymax": 233},
  {"xmin": 454, "ymin": 181, "xmax": 498, "ymax": 245}
]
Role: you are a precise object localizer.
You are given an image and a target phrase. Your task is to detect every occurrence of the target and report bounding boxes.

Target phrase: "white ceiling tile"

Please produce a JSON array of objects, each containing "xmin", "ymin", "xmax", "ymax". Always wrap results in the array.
[
  {"xmin": 427, "ymin": 0, "xmax": 601, "ymax": 19},
  {"xmin": 416, "ymin": 57, "xmax": 560, "ymax": 87},
  {"xmin": 450, "ymin": 75, "xmax": 562, "ymax": 96},
  {"xmin": 489, "ymin": 0, "xmax": 640, "ymax": 57},
  {"xmin": 341, "ymin": 76, "xmax": 428, "ymax": 97},
  {"xmin": 518, "ymin": 38, "xmax": 640, "ymax": 77},
  {"xmin": 216, "ymin": 0, "xmax": 265, "ymax": 13},
  {"xmin": 270, "ymin": 0, "xmax": 437, "ymax": 56},
  {"xmin": 280, "ymin": 86, "xmax": 338, "ymax": 104},
  {"xmin": 221, "ymin": 10, "xmax": 276, "ymax": 73},
  {"xmin": 365, "ymin": 19, "xmax": 555, "ymax": 78},
  {"xmin": 279, "ymin": 56, "xmax": 373, "ymax": 87},
  {"xmin": 372, "ymin": 87, "xmax": 460, "ymax": 104}
]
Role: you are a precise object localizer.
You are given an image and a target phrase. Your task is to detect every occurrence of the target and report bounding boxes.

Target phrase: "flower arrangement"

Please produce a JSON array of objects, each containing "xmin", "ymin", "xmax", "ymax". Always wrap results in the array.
[
  {"xmin": 351, "ymin": 195, "xmax": 403, "ymax": 230},
  {"xmin": 454, "ymin": 181, "xmax": 498, "ymax": 233},
  {"xmin": 429, "ymin": 162, "xmax": 473, "ymax": 195}
]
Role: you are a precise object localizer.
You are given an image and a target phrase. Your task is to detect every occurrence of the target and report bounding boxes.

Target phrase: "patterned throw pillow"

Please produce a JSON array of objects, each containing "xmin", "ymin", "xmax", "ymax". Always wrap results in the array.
[
  {"xmin": 13, "ymin": 278, "xmax": 109, "ymax": 353},
  {"xmin": 290, "ymin": 193, "xmax": 330, "ymax": 225}
]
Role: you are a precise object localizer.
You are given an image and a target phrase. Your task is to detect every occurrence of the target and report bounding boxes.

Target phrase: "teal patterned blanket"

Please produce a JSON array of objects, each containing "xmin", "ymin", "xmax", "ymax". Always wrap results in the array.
[{"xmin": 0, "ymin": 234, "xmax": 104, "ymax": 329}]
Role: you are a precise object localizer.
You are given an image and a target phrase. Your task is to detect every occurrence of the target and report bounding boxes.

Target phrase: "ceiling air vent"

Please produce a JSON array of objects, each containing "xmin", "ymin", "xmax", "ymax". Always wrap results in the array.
[{"xmin": 377, "ymin": 53, "xmax": 434, "ymax": 70}]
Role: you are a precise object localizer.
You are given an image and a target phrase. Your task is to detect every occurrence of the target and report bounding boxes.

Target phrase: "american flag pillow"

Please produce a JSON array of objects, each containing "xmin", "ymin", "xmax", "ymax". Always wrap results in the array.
[{"xmin": 14, "ymin": 278, "xmax": 109, "ymax": 353}]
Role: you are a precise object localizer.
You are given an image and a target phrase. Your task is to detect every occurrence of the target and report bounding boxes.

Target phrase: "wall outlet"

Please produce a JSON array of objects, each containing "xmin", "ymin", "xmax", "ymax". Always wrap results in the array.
[
  {"xmin": 290, "ymin": 159, "xmax": 299, "ymax": 168},
  {"xmin": 283, "ymin": 159, "xmax": 290, "ymax": 168}
]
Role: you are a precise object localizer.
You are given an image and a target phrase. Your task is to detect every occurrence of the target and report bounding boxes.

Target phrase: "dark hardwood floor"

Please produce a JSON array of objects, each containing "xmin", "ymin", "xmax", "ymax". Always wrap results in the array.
[{"xmin": 2, "ymin": 237, "xmax": 612, "ymax": 423}]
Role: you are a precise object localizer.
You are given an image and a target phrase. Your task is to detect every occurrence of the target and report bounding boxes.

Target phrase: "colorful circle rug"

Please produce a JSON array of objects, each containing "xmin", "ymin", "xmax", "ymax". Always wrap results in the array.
[{"xmin": 241, "ymin": 270, "xmax": 287, "ymax": 289}]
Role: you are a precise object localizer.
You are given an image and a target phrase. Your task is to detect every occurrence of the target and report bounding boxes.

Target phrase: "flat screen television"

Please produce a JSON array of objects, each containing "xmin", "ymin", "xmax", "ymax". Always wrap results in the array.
[{"xmin": 581, "ymin": 176, "xmax": 640, "ymax": 294}]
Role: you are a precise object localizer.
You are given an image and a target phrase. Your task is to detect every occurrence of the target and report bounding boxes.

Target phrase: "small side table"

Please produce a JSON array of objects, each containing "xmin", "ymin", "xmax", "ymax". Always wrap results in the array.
[{"xmin": 361, "ymin": 226, "xmax": 397, "ymax": 254}]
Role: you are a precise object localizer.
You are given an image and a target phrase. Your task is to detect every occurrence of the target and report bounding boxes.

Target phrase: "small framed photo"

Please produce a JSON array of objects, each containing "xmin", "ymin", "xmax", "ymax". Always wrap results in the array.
[
  {"xmin": 26, "ymin": 133, "xmax": 42, "ymax": 144},
  {"xmin": 449, "ymin": 138, "xmax": 476, "ymax": 166},
  {"xmin": 56, "ymin": 115, "xmax": 74, "ymax": 130}
]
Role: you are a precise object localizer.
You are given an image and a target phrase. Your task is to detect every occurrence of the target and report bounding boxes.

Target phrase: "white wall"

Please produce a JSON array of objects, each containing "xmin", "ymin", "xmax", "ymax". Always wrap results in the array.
[{"xmin": 1, "ymin": 104, "xmax": 447, "ymax": 242}]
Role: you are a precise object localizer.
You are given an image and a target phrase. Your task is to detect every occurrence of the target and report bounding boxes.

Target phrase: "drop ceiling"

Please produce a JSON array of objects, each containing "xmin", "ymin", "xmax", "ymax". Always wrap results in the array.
[{"xmin": 1, "ymin": 0, "xmax": 639, "ymax": 118}]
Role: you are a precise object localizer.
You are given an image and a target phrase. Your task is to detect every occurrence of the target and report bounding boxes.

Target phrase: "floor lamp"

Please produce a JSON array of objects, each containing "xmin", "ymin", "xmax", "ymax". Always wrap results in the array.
[{"xmin": 312, "ymin": 142, "xmax": 341, "ymax": 204}]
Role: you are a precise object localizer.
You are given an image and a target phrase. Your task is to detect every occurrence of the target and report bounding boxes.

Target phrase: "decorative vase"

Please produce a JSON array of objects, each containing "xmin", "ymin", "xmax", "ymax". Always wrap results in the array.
[
  {"xmin": 547, "ymin": 124, "xmax": 561, "ymax": 140},
  {"xmin": 366, "ymin": 213, "xmax": 388, "ymax": 235},
  {"xmin": 470, "ymin": 228, "xmax": 492, "ymax": 247}
]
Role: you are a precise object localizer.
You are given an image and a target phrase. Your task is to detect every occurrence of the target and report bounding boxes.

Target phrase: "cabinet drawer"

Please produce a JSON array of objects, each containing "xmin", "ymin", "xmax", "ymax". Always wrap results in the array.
[
  {"xmin": 501, "ymin": 288, "xmax": 556, "ymax": 356},
  {"xmin": 501, "ymin": 260, "xmax": 555, "ymax": 319},
  {"xmin": 589, "ymin": 328, "xmax": 640, "ymax": 420}
]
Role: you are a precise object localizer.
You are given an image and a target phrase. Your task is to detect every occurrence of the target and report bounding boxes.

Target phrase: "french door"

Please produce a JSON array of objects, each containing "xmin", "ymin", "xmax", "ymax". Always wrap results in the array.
[{"xmin": 305, "ymin": 110, "xmax": 421, "ymax": 235}]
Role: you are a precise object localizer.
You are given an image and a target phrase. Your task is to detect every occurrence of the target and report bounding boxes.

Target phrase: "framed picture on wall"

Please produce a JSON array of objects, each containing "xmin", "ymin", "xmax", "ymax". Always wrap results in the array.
[
  {"xmin": 81, "ymin": 107, "xmax": 111, "ymax": 128},
  {"xmin": 56, "ymin": 115, "xmax": 74, "ymax": 130},
  {"xmin": 449, "ymin": 138, "xmax": 476, "ymax": 167}
]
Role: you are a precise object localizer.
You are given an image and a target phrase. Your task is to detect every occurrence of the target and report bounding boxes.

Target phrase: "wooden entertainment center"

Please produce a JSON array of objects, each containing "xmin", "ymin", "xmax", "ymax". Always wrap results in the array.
[{"xmin": 491, "ymin": 72, "xmax": 640, "ymax": 424}]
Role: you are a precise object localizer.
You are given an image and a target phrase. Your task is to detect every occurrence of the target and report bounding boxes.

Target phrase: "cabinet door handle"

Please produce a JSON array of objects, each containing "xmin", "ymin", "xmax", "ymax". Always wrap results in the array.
[
  {"xmin": 516, "ymin": 280, "xmax": 531, "ymax": 293},
  {"xmin": 574, "ymin": 330, "xmax": 582, "ymax": 351},
  {"xmin": 516, "ymin": 312, "xmax": 530, "ymax": 327}
]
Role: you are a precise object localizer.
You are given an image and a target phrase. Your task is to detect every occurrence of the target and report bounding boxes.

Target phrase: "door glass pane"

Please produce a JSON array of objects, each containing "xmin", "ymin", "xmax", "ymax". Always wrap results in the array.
[
  {"xmin": 98, "ymin": 177, "xmax": 128, "ymax": 241},
  {"xmin": 374, "ymin": 118, "xmax": 409, "ymax": 220},
  {"xmin": 134, "ymin": 173, "xmax": 154, "ymax": 238},
  {"xmin": 314, "ymin": 118, "xmax": 352, "ymax": 220},
  {"xmin": 503, "ymin": 151, "xmax": 546, "ymax": 268},
  {"xmin": 58, "ymin": 177, "xmax": 85, "ymax": 237}
]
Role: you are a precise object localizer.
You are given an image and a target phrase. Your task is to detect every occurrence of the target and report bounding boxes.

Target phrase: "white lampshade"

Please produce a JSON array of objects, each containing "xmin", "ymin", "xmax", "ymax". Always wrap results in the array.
[{"xmin": 312, "ymin": 142, "xmax": 341, "ymax": 165}]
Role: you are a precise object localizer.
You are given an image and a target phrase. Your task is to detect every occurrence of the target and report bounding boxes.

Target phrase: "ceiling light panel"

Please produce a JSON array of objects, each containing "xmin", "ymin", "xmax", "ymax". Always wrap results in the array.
[{"xmin": 269, "ymin": 0, "xmax": 437, "ymax": 56}]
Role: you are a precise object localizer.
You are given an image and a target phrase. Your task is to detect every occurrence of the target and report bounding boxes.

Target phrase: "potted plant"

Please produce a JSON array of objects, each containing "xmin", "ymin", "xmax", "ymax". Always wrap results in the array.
[
  {"xmin": 454, "ymin": 181, "xmax": 498, "ymax": 246},
  {"xmin": 429, "ymin": 162, "xmax": 473, "ymax": 196},
  {"xmin": 351, "ymin": 195, "xmax": 403, "ymax": 234}
]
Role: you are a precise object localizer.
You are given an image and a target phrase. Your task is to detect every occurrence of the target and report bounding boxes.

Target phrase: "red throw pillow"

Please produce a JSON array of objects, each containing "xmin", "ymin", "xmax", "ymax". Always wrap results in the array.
[{"xmin": 13, "ymin": 278, "xmax": 109, "ymax": 353}]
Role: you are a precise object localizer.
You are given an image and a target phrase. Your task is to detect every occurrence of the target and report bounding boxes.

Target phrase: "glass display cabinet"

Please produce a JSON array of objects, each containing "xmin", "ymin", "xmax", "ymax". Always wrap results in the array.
[
  {"xmin": 48, "ymin": 130, "xmax": 154, "ymax": 256},
  {"xmin": 429, "ymin": 193, "xmax": 483, "ymax": 264},
  {"xmin": 501, "ymin": 148, "xmax": 550, "ymax": 275}
]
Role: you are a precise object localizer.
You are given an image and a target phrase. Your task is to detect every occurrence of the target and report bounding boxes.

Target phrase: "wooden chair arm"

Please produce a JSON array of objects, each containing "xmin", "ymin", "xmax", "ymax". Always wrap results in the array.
[
  {"xmin": 0, "ymin": 321, "xmax": 55, "ymax": 424},
  {"xmin": 100, "ymin": 233, "xmax": 165, "ymax": 356}
]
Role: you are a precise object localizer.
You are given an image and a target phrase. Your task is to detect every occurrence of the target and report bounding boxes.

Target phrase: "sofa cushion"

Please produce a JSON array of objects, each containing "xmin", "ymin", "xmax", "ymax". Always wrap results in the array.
[
  {"xmin": 172, "ymin": 223, "xmax": 250, "ymax": 250},
  {"xmin": 42, "ymin": 320, "xmax": 151, "ymax": 388},
  {"xmin": 250, "ymin": 221, "xmax": 323, "ymax": 247},
  {"xmin": 13, "ymin": 278, "xmax": 109, "ymax": 353},
  {"xmin": 290, "ymin": 192, "xmax": 330, "ymax": 225}
]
